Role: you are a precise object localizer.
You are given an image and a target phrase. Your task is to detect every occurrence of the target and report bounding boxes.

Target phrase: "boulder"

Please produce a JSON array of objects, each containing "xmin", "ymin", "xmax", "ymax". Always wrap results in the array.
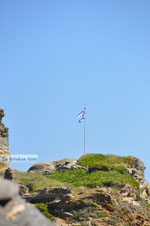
[
  {"xmin": 28, "ymin": 162, "xmax": 55, "ymax": 174},
  {"xmin": 4, "ymin": 168, "xmax": 29, "ymax": 196},
  {"xmin": 132, "ymin": 158, "xmax": 145, "ymax": 177},
  {"xmin": 0, "ymin": 178, "xmax": 19, "ymax": 200},
  {"xmin": 28, "ymin": 158, "xmax": 88, "ymax": 174},
  {"xmin": 17, "ymin": 182, "xmax": 29, "ymax": 196},
  {"xmin": 4, "ymin": 168, "xmax": 14, "ymax": 180},
  {"xmin": 0, "ymin": 177, "xmax": 54, "ymax": 226},
  {"xmin": 88, "ymin": 166, "xmax": 112, "ymax": 174}
]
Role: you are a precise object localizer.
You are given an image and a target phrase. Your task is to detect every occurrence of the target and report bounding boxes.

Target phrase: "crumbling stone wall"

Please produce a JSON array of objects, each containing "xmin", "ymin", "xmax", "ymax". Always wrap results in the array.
[{"xmin": 0, "ymin": 109, "xmax": 10, "ymax": 170}]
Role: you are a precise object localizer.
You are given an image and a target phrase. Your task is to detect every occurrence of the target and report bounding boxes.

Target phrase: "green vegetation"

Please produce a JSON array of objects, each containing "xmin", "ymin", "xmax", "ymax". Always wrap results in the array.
[
  {"xmin": 35, "ymin": 203, "xmax": 54, "ymax": 220},
  {"xmin": 0, "ymin": 171, "xmax": 4, "ymax": 178},
  {"xmin": 95, "ymin": 211, "xmax": 109, "ymax": 218},
  {"xmin": 13, "ymin": 171, "xmax": 64, "ymax": 192},
  {"xmin": 139, "ymin": 197, "xmax": 150, "ymax": 208},
  {"xmin": 146, "ymin": 203, "xmax": 150, "ymax": 208},
  {"xmin": 46, "ymin": 169, "xmax": 139, "ymax": 189},
  {"xmin": 45, "ymin": 154, "xmax": 138, "ymax": 190},
  {"xmin": 77, "ymin": 153, "xmax": 134, "ymax": 171},
  {"xmin": 14, "ymin": 154, "xmax": 139, "ymax": 193}
]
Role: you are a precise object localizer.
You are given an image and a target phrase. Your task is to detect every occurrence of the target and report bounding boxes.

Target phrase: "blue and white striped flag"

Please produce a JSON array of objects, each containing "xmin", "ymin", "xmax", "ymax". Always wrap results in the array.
[{"xmin": 77, "ymin": 108, "xmax": 86, "ymax": 123}]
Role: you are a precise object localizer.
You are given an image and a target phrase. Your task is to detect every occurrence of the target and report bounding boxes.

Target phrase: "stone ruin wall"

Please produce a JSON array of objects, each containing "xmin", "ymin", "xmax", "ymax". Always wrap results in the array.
[{"xmin": 0, "ymin": 109, "xmax": 10, "ymax": 170}]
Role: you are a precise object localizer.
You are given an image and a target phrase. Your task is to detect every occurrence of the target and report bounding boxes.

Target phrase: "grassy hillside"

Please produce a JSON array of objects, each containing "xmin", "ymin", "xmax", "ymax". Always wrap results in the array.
[
  {"xmin": 13, "ymin": 171, "xmax": 65, "ymax": 192},
  {"xmin": 77, "ymin": 153, "xmax": 134, "ymax": 169},
  {"xmin": 46, "ymin": 169, "xmax": 138, "ymax": 189},
  {"xmin": 12, "ymin": 154, "xmax": 138, "ymax": 191},
  {"xmin": 6, "ymin": 153, "xmax": 150, "ymax": 226},
  {"xmin": 45, "ymin": 154, "xmax": 138, "ymax": 189}
]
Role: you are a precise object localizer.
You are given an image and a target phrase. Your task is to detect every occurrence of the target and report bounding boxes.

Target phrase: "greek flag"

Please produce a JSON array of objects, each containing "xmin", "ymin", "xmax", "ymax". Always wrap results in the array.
[{"xmin": 77, "ymin": 108, "xmax": 86, "ymax": 123}]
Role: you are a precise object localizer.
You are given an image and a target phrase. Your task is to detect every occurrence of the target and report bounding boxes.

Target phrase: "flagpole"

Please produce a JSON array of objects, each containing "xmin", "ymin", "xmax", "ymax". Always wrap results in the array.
[
  {"xmin": 84, "ymin": 107, "xmax": 86, "ymax": 155},
  {"xmin": 77, "ymin": 107, "xmax": 86, "ymax": 155}
]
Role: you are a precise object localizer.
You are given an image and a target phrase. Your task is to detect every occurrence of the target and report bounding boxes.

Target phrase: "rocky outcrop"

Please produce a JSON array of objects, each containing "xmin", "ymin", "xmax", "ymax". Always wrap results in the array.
[
  {"xmin": 132, "ymin": 158, "xmax": 145, "ymax": 177},
  {"xmin": 125, "ymin": 157, "xmax": 150, "ymax": 203},
  {"xmin": 23, "ymin": 184, "xmax": 150, "ymax": 226},
  {"xmin": 38, "ymin": 187, "xmax": 72, "ymax": 200},
  {"xmin": 25, "ymin": 187, "xmax": 72, "ymax": 204},
  {"xmin": 17, "ymin": 182, "xmax": 29, "ymax": 196},
  {"xmin": 28, "ymin": 156, "xmax": 150, "ymax": 205},
  {"xmin": 4, "ymin": 168, "xmax": 30, "ymax": 196},
  {"xmin": 48, "ymin": 186, "xmax": 150, "ymax": 225},
  {"xmin": 0, "ymin": 109, "xmax": 8, "ymax": 137},
  {"xmin": 28, "ymin": 162, "xmax": 55, "ymax": 174},
  {"xmin": 0, "ymin": 109, "xmax": 10, "ymax": 171},
  {"xmin": 0, "ymin": 177, "xmax": 54, "ymax": 226},
  {"xmin": 26, "ymin": 154, "xmax": 150, "ymax": 225},
  {"xmin": 28, "ymin": 159, "xmax": 88, "ymax": 174}
]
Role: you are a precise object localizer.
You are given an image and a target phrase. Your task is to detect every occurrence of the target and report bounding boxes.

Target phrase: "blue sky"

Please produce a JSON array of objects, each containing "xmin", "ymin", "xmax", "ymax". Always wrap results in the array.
[{"xmin": 0, "ymin": 1, "xmax": 150, "ymax": 181}]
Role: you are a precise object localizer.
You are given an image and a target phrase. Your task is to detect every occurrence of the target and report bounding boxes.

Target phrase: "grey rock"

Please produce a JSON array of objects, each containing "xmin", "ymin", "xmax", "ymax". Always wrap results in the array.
[
  {"xmin": 126, "ymin": 158, "xmax": 150, "ymax": 203},
  {"xmin": 28, "ymin": 162, "xmax": 55, "ymax": 174},
  {"xmin": 28, "ymin": 159, "xmax": 78, "ymax": 174},
  {"xmin": 88, "ymin": 166, "xmax": 111, "ymax": 174},
  {"xmin": 0, "ymin": 177, "xmax": 19, "ymax": 200},
  {"xmin": 62, "ymin": 212, "xmax": 73, "ymax": 218},
  {"xmin": 28, "ymin": 158, "xmax": 88, "ymax": 176},
  {"xmin": 4, "ymin": 168, "xmax": 14, "ymax": 180},
  {"xmin": 25, "ymin": 187, "xmax": 73, "ymax": 204},
  {"xmin": 43, "ymin": 169, "xmax": 51, "ymax": 175},
  {"xmin": 37, "ymin": 187, "xmax": 72, "ymax": 201},
  {"xmin": 132, "ymin": 158, "xmax": 145, "ymax": 177},
  {"xmin": 17, "ymin": 182, "xmax": 29, "ymax": 196},
  {"xmin": 62, "ymin": 194, "xmax": 74, "ymax": 201},
  {"xmin": 71, "ymin": 165, "xmax": 88, "ymax": 171},
  {"xmin": 0, "ymin": 177, "xmax": 54, "ymax": 226}
]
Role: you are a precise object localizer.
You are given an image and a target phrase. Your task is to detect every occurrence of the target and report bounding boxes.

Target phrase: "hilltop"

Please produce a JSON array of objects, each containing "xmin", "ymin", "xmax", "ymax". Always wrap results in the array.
[
  {"xmin": 0, "ymin": 111, "xmax": 150, "ymax": 225},
  {"xmin": 2, "ymin": 153, "xmax": 150, "ymax": 226}
]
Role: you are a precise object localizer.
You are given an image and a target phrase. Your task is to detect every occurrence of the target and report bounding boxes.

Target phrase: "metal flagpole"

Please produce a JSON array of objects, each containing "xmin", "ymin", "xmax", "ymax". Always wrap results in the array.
[
  {"xmin": 77, "ymin": 107, "xmax": 86, "ymax": 155},
  {"xmin": 84, "ymin": 107, "xmax": 86, "ymax": 155}
]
